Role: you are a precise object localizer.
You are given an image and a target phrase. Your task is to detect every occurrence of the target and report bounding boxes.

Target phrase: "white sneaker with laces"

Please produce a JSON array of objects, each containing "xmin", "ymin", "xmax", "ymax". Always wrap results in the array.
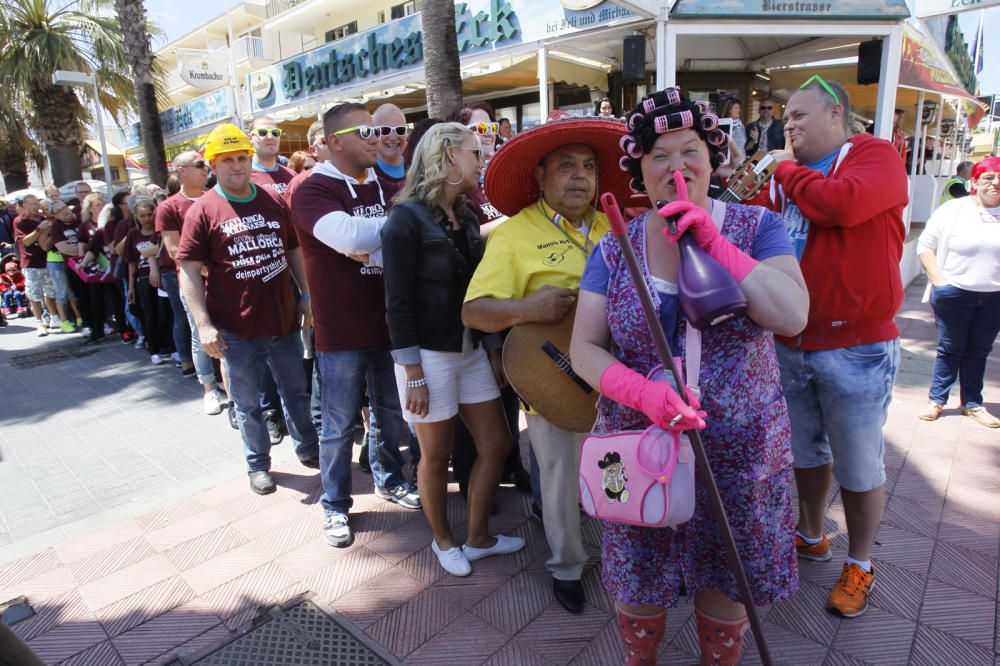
[
  {"xmin": 150, "ymin": 354, "xmax": 164, "ymax": 365},
  {"xmin": 170, "ymin": 351, "xmax": 180, "ymax": 362},
  {"xmin": 323, "ymin": 512, "xmax": 352, "ymax": 547},
  {"xmin": 203, "ymin": 390, "xmax": 224, "ymax": 415},
  {"xmin": 432, "ymin": 540, "xmax": 472, "ymax": 576}
]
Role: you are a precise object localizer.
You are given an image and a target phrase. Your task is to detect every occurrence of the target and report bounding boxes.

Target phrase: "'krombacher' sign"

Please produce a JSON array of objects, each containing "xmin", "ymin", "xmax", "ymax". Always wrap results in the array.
[{"xmin": 282, "ymin": 0, "xmax": 519, "ymax": 100}]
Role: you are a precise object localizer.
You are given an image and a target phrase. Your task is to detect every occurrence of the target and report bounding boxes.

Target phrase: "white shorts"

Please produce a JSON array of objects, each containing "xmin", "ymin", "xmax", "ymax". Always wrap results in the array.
[{"xmin": 394, "ymin": 342, "xmax": 501, "ymax": 423}]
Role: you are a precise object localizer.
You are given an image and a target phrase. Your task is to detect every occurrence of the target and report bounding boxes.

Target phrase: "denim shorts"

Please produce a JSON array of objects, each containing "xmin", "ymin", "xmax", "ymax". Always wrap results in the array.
[
  {"xmin": 775, "ymin": 338, "xmax": 900, "ymax": 492},
  {"xmin": 46, "ymin": 261, "xmax": 70, "ymax": 303},
  {"xmin": 23, "ymin": 267, "xmax": 55, "ymax": 302}
]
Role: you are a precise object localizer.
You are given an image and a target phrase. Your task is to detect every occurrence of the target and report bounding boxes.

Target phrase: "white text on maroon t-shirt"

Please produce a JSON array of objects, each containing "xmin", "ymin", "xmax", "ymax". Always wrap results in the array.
[{"xmin": 218, "ymin": 212, "xmax": 288, "ymax": 283}]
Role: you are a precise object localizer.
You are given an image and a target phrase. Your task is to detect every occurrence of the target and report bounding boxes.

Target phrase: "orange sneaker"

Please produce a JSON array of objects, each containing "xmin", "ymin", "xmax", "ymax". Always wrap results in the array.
[
  {"xmin": 795, "ymin": 534, "xmax": 832, "ymax": 561},
  {"xmin": 827, "ymin": 562, "xmax": 875, "ymax": 618}
]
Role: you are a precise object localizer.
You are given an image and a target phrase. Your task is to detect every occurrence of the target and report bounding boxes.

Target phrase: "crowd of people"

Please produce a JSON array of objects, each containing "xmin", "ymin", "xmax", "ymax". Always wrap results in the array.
[{"xmin": 3, "ymin": 77, "xmax": 998, "ymax": 666}]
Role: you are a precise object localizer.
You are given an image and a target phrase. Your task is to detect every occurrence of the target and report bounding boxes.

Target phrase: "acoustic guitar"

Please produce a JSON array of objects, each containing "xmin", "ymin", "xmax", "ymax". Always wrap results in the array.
[{"xmin": 501, "ymin": 152, "xmax": 778, "ymax": 433}]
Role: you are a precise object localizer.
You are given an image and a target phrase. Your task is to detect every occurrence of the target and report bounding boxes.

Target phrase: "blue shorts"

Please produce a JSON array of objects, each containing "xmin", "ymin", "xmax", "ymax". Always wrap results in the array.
[{"xmin": 775, "ymin": 338, "xmax": 900, "ymax": 493}]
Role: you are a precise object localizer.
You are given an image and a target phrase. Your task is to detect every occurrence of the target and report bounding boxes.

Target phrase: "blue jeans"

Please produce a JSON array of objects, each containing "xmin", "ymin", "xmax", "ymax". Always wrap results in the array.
[
  {"xmin": 180, "ymin": 289, "xmax": 214, "ymax": 385},
  {"xmin": 160, "ymin": 271, "xmax": 192, "ymax": 364},
  {"xmin": 777, "ymin": 338, "xmax": 900, "ymax": 493},
  {"xmin": 929, "ymin": 285, "xmax": 1000, "ymax": 408},
  {"xmin": 47, "ymin": 261, "xmax": 70, "ymax": 304},
  {"xmin": 120, "ymin": 278, "xmax": 143, "ymax": 335},
  {"xmin": 222, "ymin": 330, "xmax": 319, "ymax": 472},
  {"xmin": 316, "ymin": 348, "xmax": 409, "ymax": 515}
]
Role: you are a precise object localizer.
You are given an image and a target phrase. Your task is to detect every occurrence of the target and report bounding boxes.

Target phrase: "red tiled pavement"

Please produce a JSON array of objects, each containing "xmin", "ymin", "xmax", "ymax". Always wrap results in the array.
[{"xmin": 1, "ymin": 278, "xmax": 999, "ymax": 665}]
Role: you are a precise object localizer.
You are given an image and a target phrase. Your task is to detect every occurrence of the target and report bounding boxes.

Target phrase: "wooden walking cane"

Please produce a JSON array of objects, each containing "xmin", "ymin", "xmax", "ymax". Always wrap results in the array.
[{"xmin": 599, "ymin": 190, "xmax": 773, "ymax": 666}]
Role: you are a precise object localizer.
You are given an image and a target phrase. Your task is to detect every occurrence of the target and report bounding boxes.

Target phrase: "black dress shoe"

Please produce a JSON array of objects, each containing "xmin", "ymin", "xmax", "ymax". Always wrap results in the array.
[
  {"xmin": 249, "ymin": 470, "xmax": 276, "ymax": 495},
  {"xmin": 298, "ymin": 456, "xmax": 320, "ymax": 469},
  {"xmin": 553, "ymin": 578, "xmax": 585, "ymax": 614},
  {"xmin": 263, "ymin": 409, "xmax": 284, "ymax": 445},
  {"xmin": 358, "ymin": 443, "xmax": 371, "ymax": 473},
  {"xmin": 504, "ymin": 465, "xmax": 533, "ymax": 494}
]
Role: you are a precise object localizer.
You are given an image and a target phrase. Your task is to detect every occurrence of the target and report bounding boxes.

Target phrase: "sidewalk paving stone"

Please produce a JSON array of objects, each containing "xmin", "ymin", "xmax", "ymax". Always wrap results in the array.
[{"xmin": 0, "ymin": 279, "xmax": 998, "ymax": 664}]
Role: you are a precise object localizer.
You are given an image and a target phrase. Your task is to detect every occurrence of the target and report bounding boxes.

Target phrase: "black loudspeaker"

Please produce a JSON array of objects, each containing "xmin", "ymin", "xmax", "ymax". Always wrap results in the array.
[
  {"xmin": 857, "ymin": 40, "xmax": 882, "ymax": 85},
  {"xmin": 623, "ymin": 35, "xmax": 646, "ymax": 82}
]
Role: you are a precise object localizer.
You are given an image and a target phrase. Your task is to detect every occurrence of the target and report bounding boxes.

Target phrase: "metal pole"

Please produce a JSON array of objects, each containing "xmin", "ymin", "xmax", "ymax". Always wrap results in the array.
[
  {"xmin": 910, "ymin": 90, "xmax": 924, "ymax": 178},
  {"xmin": 224, "ymin": 0, "xmax": 244, "ymax": 129},
  {"xmin": 92, "ymin": 77, "xmax": 114, "ymax": 195},
  {"xmin": 538, "ymin": 46, "xmax": 548, "ymax": 123}
]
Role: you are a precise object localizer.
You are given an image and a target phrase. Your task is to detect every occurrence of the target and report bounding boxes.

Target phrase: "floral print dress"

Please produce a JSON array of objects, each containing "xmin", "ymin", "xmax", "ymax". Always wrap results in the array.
[{"xmin": 595, "ymin": 203, "xmax": 798, "ymax": 609}]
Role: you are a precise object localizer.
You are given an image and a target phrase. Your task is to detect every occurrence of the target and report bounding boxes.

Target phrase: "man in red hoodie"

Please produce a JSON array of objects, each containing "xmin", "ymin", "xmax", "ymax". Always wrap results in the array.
[{"xmin": 759, "ymin": 78, "xmax": 907, "ymax": 620}]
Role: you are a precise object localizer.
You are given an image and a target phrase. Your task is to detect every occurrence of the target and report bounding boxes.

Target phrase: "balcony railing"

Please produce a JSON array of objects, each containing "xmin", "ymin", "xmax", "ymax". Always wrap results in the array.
[
  {"xmin": 264, "ymin": 0, "xmax": 302, "ymax": 19},
  {"xmin": 230, "ymin": 35, "xmax": 269, "ymax": 62}
]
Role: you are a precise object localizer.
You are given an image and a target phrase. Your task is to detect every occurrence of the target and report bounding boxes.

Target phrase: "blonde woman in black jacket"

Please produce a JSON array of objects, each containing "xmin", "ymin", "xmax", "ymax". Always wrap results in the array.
[{"xmin": 381, "ymin": 122, "xmax": 525, "ymax": 577}]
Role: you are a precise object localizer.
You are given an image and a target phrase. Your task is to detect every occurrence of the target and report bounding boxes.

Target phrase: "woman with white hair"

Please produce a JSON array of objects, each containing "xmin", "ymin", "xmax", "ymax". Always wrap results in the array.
[{"xmin": 380, "ymin": 122, "xmax": 525, "ymax": 576}]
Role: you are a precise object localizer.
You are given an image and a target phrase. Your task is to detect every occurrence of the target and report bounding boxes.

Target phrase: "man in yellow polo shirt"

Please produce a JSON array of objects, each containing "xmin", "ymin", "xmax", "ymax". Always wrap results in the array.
[{"xmin": 462, "ymin": 118, "xmax": 633, "ymax": 614}]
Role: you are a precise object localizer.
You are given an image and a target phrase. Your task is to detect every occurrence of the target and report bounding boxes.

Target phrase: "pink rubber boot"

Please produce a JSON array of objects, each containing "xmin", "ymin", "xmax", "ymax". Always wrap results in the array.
[
  {"xmin": 616, "ymin": 606, "xmax": 667, "ymax": 665},
  {"xmin": 695, "ymin": 608, "xmax": 750, "ymax": 666}
]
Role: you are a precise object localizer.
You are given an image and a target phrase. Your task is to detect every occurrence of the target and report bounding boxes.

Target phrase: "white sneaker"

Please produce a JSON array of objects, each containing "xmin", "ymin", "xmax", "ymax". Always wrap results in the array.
[
  {"xmin": 461, "ymin": 534, "xmax": 526, "ymax": 562},
  {"xmin": 37, "ymin": 324, "xmax": 49, "ymax": 337},
  {"xmin": 203, "ymin": 390, "xmax": 224, "ymax": 415},
  {"xmin": 135, "ymin": 335, "xmax": 145, "ymax": 348},
  {"xmin": 431, "ymin": 540, "xmax": 471, "ymax": 577},
  {"xmin": 150, "ymin": 354, "xmax": 164, "ymax": 365},
  {"xmin": 170, "ymin": 351, "xmax": 180, "ymax": 362}
]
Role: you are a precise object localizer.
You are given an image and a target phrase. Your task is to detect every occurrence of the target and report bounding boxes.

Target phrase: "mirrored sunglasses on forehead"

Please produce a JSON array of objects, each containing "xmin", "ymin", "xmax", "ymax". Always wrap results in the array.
[
  {"xmin": 334, "ymin": 125, "xmax": 382, "ymax": 139},
  {"xmin": 467, "ymin": 122, "xmax": 499, "ymax": 135},
  {"xmin": 377, "ymin": 125, "xmax": 409, "ymax": 137},
  {"xmin": 252, "ymin": 128, "xmax": 283, "ymax": 138}
]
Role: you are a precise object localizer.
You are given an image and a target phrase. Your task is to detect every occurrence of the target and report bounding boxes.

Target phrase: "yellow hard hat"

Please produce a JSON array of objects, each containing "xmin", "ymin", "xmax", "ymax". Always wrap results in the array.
[{"xmin": 202, "ymin": 123, "xmax": 255, "ymax": 161}]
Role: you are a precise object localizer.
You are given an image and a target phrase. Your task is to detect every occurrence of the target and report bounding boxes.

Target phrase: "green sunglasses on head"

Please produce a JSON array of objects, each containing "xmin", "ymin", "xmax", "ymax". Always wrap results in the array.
[{"xmin": 799, "ymin": 74, "xmax": 840, "ymax": 105}]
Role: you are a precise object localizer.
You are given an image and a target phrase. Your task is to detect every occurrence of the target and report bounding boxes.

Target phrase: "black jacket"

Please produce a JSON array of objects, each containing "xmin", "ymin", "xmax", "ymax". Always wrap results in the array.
[
  {"xmin": 745, "ymin": 118, "xmax": 785, "ymax": 154},
  {"xmin": 381, "ymin": 199, "xmax": 492, "ymax": 364}
]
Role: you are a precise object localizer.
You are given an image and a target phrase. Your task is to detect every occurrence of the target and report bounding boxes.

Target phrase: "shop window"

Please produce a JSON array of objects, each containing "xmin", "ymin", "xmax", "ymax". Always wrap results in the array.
[
  {"xmin": 390, "ymin": 1, "xmax": 416, "ymax": 20},
  {"xmin": 521, "ymin": 102, "xmax": 541, "ymax": 130},
  {"xmin": 495, "ymin": 106, "xmax": 517, "ymax": 132},
  {"xmin": 324, "ymin": 21, "xmax": 358, "ymax": 43}
]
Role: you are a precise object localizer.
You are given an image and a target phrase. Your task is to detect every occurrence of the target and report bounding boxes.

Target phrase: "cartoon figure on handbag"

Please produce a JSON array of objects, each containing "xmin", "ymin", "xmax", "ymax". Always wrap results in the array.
[{"xmin": 599, "ymin": 452, "xmax": 630, "ymax": 503}]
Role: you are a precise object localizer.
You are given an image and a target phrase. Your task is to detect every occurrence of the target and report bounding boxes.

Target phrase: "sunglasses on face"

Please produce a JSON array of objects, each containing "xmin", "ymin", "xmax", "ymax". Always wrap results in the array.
[
  {"xmin": 334, "ymin": 125, "xmax": 382, "ymax": 140},
  {"xmin": 377, "ymin": 125, "xmax": 409, "ymax": 137},
  {"xmin": 455, "ymin": 147, "xmax": 482, "ymax": 160},
  {"xmin": 467, "ymin": 122, "xmax": 499, "ymax": 135},
  {"xmin": 252, "ymin": 128, "xmax": 283, "ymax": 138},
  {"xmin": 180, "ymin": 160, "xmax": 208, "ymax": 170},
  {"xmin": 760, "ymin": 105, "xmax": 773, "ymax": 111},
  {"xmin": 799, "ymin": 74, "xmax": 841, "ymax": 105}
]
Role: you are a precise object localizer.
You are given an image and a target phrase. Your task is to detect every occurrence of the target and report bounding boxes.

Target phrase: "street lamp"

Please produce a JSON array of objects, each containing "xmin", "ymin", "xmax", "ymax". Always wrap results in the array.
[{"xmin": 52, "ymin": 70, "xmax": 114, "ymax": 195}]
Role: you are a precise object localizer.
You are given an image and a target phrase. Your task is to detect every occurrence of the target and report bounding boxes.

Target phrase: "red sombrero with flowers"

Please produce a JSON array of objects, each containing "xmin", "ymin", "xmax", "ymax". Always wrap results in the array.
[{"xmin": 484, "ymin": 117, "xmax": 639, "ymax": 217}]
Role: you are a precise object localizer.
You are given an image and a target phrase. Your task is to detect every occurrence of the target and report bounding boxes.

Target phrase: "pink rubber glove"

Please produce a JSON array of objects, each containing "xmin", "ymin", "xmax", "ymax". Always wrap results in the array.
[
  {"xmin": 600, "ymin": 362, "xmax": 707, "ymax": 432},
  {"xmin": 658, "ymin": 171, "xmax": 758, "ymax": 282}
]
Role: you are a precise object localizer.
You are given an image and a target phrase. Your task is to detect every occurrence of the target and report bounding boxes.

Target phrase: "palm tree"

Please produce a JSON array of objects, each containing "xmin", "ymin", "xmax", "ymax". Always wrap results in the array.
[
  {"xmin": 0, "ymin": 0, "xmax": 139, "ymax": 185},
  {"xmin": 114, "ymin": 0, "xmax": 167, "ymax": 187},
  {"xmin": 420, "ymin": 0, "xmax": 463, "ymax": 119},
  {"xmin": 0, "ymin": 94, "xmax": 45, "ymax": 191}
]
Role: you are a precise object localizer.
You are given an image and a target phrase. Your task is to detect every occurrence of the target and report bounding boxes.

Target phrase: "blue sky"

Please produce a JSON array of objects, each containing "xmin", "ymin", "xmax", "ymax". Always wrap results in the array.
[{"xmin": 152, "ymin": 1, "xmax": 999, "ymax": 97}]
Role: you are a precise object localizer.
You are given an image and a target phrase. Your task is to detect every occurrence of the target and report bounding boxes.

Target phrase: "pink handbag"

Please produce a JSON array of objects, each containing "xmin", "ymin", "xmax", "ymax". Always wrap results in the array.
[{"xmin": 578, "ymin": 329, "xmax": 701, "ymax": 529}]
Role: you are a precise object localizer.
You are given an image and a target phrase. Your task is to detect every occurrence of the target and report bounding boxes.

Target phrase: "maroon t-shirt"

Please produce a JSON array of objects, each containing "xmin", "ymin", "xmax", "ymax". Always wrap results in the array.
[
  {"xmin": 13, "ymin": 215, "xmax": 47, "ymax": 269},
  {"xmin": 154, "ymin": 193, "xmax": 199, "ymax": 272},
  {"xmin": 177, "ymin": 185, "xmax": 299, "ymax": 340},
  {"xmin": 250, "ymin": 164, "xmax": 296, "ymax": 196},
  {"xmin": 291, "ymin": 171, "xmax": 392, "ymax": 352},
  {"xmin": 50, "ymin": 218, "xmax": 91, "ymax": 257},
  {"xmin": 126, "ymin": 227, "xmax": 160, "ymax": 278},
  {"xmin": 468, "ymin": 188, "xmax": 504, "ymax": 226},
  {"xmin": 283, "ymin": 168, "xmax": 312, "ymax": 209}
]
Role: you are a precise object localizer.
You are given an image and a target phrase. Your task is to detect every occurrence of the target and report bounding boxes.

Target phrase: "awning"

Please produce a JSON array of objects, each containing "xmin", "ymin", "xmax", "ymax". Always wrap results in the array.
[
  {"xmin": 899, "ymin": 22, "xmax": 987, "ymax": 125},
  {"xmin": 83, "ymin": 139, "xmax": 124, "ymax": 158}
]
